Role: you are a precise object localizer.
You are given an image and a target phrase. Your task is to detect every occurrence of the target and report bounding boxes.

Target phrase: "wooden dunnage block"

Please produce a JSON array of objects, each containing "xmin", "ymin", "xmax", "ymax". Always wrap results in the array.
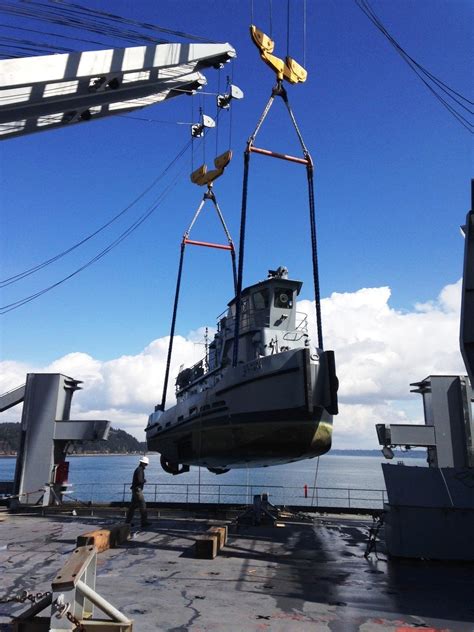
[
  {"xmin": 207, "ymin": 526, "xmax": 227, "ymax": 550},
  {"xmin": 109, "ymin": 523, "xmax": 130, "ymax": 547},
  {"xmin": 195, "ymin": 534, "xmax": 218, "ymax": 559},
  {"xmin": 76, "ymin": 530, "xmax": 111, "ymax": 553}
]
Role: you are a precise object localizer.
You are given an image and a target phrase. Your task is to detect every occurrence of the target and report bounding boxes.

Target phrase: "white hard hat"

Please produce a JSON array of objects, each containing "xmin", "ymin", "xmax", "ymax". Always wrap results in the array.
[{"xmin": 140, "ymin": 456, "xmax": 149, "ymax": 465}]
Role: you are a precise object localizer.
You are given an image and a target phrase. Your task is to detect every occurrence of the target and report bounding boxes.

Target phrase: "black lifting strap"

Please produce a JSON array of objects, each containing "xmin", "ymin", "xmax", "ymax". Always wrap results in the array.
[
  {"xmin": 232, "ymin": 149, "xmax": 251, "ymax": 368},
  {"xmin": 157, "ymin": 187, "xmax": 237, "ymax": 411},
  {"xmin": 305, "ymin": 158, "xmax": 324, "ymax": 350},
  {"xmin": 232, "ymin": 83, "xmax": 324, "ymax": 368},
  {"xmin": 156, "ymin": 241, "xmax": 185, "ymax": 412}
]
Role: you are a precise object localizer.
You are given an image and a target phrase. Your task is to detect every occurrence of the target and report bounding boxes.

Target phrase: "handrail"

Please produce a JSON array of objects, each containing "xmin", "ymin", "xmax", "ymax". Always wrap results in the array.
[{"xmin": 67, "ymin": 482, "xmax": 387, "ymax": 509}]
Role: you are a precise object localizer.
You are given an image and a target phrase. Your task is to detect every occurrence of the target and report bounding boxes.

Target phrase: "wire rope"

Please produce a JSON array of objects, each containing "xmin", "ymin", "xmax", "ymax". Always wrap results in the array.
[
  {"xmin": 358, "ymin": 0, "xmax": 473, "ymax": 114},
  {"xmin": 303, "ymin": 0, "xmax": 307, "ymax": 68},
  {"xmin": 1, "ymin": 139, "xmax": 192, "ymax": 287},
  {"xmin": 0, "ymin": 170, "xmax": 184, "ymax": 314},
  {"xmin": 286, "ymin": 0, "xmax": 291, "ymax": 57},
  {"xmin": 269, "ymin": 0, "xmax": 273, "ymax": 38},
  {"xmin": 0, "ymin": 22, "xmax": 119, "ymax": 51},
  {"xmin": 51, "ymin": 0, "xmax": 218, "ymax": 43},
  {"xmin": 216, "ymin": 68, "xmax": 221, "ymax": 157},
  {"xmin": 355, "ymin": 0, "xmax": 473, "ymax": 132}
]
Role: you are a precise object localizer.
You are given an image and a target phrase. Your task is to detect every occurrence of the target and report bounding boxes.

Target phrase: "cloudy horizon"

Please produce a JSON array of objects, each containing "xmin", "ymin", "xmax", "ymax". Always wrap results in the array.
[{"xmin": 0, "ymin": 278, "xmax": 466, "ymax": 449}]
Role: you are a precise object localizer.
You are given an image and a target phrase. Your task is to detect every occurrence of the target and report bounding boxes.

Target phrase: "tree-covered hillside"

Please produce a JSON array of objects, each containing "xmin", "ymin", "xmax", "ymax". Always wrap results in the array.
[
  {"xmin": 0, "ymin": 423, "xmax": 20, "ymax": 455},
  {"xmin": 0, "ymin": 422, "xmax": 146, "ymax": 454}
]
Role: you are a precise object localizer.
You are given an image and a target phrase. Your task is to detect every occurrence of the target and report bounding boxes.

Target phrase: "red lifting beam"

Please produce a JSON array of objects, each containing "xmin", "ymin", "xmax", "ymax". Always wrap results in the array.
[
  {"xmin": 249, "ymin": 145, "xmax": 309, "ymax": 165},
  {"xmin": 183, "ymin": 238, "xmax": 233, "ymax": 251}
]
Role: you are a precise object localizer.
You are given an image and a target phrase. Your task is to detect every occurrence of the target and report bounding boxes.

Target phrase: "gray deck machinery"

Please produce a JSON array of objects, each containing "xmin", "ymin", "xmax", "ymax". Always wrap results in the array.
[
  {"xmin": 377, "ymin": 182, "xmax": 474, "ymax": 560},
  {"xmin": 0, "ymin": 374, "xmax": 110, "ymax": 507}
]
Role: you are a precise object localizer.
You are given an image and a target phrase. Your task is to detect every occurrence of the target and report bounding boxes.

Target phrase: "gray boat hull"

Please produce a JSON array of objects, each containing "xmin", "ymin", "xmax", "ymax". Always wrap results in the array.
[{"xmin": 146, "ymin": 347, "xmax": 336, "ymax": 469}]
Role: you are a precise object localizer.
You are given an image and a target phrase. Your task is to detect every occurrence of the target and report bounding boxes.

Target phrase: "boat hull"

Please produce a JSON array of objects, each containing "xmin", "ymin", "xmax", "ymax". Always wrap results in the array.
[{"xmin": 146, "ymin": 347, "xmax": 337, "ymax": 469}]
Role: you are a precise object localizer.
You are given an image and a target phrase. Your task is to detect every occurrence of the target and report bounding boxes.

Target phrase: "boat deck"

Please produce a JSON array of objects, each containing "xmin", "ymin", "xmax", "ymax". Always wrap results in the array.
[{"xmin": 1, "ymin": 508, "xmax": 473, "ymax": 631}]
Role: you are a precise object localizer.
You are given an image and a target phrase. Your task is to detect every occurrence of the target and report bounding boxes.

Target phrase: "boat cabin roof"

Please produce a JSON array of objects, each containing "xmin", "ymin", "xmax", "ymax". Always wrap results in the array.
[{"xmin": 227, "ymin": 275, "xmax": 303, "ymax": 308}]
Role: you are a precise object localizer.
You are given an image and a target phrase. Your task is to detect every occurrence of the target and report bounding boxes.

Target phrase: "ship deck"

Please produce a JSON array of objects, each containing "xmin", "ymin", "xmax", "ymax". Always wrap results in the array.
[{"xmin": 1, "ymin": 507, "xmax": 473, "ymax": 631}]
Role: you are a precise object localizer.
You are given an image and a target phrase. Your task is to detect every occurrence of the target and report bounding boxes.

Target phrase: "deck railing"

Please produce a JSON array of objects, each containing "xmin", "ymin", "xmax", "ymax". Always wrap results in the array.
[{"xmin": 66, "ymin": 482, "xmax": 387, "ymax": 510}]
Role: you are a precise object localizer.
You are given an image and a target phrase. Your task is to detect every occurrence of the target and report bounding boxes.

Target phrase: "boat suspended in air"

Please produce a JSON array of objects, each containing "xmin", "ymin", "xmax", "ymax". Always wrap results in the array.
[
  {"xmin": 146, "ymin": 23, "xmax": 338, "ymax": 474},
  {"xmin": 146, "ymin": 266, "xmax": 338, "ymax": 474}
]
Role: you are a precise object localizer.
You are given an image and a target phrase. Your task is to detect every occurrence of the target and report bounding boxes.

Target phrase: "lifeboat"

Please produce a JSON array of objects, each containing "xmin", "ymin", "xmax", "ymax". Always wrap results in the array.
[{"xmin": 146, "ymin": 266, "xmax": 338, "ymax": 474}]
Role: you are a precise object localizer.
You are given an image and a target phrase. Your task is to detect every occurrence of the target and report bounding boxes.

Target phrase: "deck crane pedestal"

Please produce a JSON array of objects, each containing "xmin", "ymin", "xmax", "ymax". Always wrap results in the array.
[{"xmin": 376, "ymin": 182, "xmax": 474, "ymax": 560}]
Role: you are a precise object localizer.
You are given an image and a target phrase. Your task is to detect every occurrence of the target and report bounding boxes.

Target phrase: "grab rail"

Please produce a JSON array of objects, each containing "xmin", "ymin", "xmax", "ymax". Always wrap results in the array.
[{"xmin": 64, "ymin": 482, "xmax": 387, "ymax": 509}]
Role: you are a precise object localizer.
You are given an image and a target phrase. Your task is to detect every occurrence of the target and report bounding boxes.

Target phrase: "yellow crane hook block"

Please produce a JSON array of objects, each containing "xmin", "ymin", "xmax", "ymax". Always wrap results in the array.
[
  {"xmin": 250, "ymin": 25, "xmax": 285, "ymax": 81},
  {"xmin": 250, "ymin": 25, "xmax": 307, "ymax": 84},
  {"xmin": 284, "ymin": 57, "xmax": 308, "ymax": 84},
  {"xmin": 214, "ymin": 149, "xmax": 232, "ymax": 170},
  {"xmin": 191, "ymin": 164, "xmax": 207, "ymax": 185},
  {"xmin": 250, "ymin": 25, "xmax": 275, "ymax": 54},
  {"xmin": 190, "ymin": 150, "xmax": 233, "ymax": 186}
]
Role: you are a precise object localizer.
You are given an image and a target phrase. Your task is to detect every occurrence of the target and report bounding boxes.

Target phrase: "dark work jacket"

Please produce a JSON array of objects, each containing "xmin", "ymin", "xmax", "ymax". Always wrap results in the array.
[{"xmin": 130, "ymin": 465, "xmax": 146, "ymax": 491}]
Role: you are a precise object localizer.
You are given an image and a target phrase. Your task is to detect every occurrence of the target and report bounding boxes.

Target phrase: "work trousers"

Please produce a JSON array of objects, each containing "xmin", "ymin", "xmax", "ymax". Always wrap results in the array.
[{"xmin": 125, "ymin": 488, "xmax": 148, "ymax": 526}]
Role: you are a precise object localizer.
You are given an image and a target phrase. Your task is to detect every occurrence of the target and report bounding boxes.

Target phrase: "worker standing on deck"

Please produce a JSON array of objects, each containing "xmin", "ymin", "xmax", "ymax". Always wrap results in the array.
[{"xmin": 125, "ymin": 456, "xmax": 151, "ymax": 528}]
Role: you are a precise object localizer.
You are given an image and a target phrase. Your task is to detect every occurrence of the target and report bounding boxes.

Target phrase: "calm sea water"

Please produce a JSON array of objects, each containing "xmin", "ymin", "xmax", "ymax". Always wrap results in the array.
[{"xmin": 0, "ymin": 453, "xmax": 426, "ymax": 508}]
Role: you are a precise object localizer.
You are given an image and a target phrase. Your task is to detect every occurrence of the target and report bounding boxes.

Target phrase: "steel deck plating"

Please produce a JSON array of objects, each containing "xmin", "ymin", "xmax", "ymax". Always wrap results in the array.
[{"xmin": 1, "ymin": 509, "xmax": 473, "ymax": 631}]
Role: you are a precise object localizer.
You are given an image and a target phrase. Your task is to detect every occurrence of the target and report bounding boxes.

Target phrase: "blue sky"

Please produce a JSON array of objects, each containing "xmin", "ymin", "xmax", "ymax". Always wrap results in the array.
[
  {"xmin": 0, "ymin": 0, "xmax": 472, "ymax": 448},
  {"xmin": 1, "ymin": 0, "xmax": 472, "ymax": 365}
]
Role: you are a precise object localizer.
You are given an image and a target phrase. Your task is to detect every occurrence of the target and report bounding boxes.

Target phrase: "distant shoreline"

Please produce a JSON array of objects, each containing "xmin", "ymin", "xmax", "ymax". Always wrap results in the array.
[{"xmin": 0, "ymin": 450, "xmax": 425, "ymax": 459}]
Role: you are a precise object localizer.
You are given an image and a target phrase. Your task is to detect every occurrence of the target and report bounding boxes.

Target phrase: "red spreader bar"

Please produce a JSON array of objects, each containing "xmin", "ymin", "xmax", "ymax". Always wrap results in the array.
[
  {"xmin": 184, "ymin": 238, "xmax": 233, "ymax": 251},
  {"xmin": 250, "ymin": 146, "xmax": 309, "ymax": 165}
]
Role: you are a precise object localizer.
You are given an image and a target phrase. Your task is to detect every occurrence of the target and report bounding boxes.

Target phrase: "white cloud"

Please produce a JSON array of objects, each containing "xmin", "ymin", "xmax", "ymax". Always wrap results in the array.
[{"xmin": 0, "ymin": 280, "xmax": 467, "ymax": 448}]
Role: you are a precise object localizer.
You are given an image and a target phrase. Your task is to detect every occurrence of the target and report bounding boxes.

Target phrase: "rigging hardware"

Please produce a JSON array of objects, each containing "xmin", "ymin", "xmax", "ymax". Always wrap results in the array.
[
  {"xmin": 191, "ymin": 149, "xmax": 233, "ymax": 186},
  {"xmin": 217, "ymin": 83, "xmax": 244, "ymax": 109},
  {"xmin": 232, "ymin": 28, "xmax": 323, "ymax": 368},
  {"xmin": 191, "ymin": 112, "xmax": 216, "ymax": 138},
  {"xmin": 157, "ymin": 176, "xmax": 237, "ymax": 413},
  {"xmin": 250, "ymin": 25, "xmax": 307, "ymax": 85}
]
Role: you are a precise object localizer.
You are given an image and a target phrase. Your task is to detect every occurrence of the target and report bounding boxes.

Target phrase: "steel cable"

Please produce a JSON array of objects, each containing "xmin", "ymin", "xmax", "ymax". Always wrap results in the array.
[
  {"xmin": 355, "ymin": 0, "xmax": 473, "ymax": 132},
  {"xmin": 0, "ymin": 144, "xmax": 192, "ymax": 313},
  {"xmin": 1, "ymin": 140, "xmax": 192, "ymax": 287}
]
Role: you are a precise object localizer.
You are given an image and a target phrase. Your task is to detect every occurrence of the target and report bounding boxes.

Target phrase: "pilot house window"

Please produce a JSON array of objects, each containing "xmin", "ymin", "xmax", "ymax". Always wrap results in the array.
[
  {"xmin": 274, "ymin": 288, "xmax": 293, "ymax": 309},
  {"xmin": 253, "ymin": 289, "xmax": 269, "ymax": 310}
]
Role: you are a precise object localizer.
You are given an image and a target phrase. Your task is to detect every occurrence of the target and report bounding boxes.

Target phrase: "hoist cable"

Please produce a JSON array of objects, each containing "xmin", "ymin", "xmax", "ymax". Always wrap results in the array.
[
  {"xmin": 0, "ymin": 22, "xmax": 118, "ymax": 51},
  {"xmin": 286, "ymin": 0, "xmax": 291, "ymax": 58},
  {"xmin": 117, "ymin": 115, "xmax": 191, "ymax": 126},
  {"xmin": 0, "ymin": 35, "xmax": 71, "ymax": 54},
  {"xmin": 355, "ymin": 0, "xmax": 473, "ymax": 131},
  {"xmin": 191, "ymin": 97, "xmax": 195, "ymax": 172},
  {"xmin": 269, "ymin": 0, "xmax": 273, "ymax": 38},
  {"xmin": 1, "ymin": 139, "xmax": 192, "ymax": 287},
  {"xmin": 228, "ymin": 67, "xmax": 235, "ymax": 150},
  {"xmin": 0, "ymin": 178, "xmax": 178, "ymax": 313},
  {"xmin": 358, "ymin": 0, "xmax": 473, "ymax": 114},
  {"xmin": 0, "ymin": 145, "xmax": 193, "ymax": 313},
  {"xmin": 216, "ymin": 68, "xmax": 221, "ymax": 157},
  {"xmin": 358, "ymin": 0, "xmax": 472, "ymax": 107},
  {"xmin": 14, "ymin": 0, "xmax": 217, "ymax": 44},
  {"xmin": 303, "ymin": 0, "xmax": 307, "ymax": 68}
]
